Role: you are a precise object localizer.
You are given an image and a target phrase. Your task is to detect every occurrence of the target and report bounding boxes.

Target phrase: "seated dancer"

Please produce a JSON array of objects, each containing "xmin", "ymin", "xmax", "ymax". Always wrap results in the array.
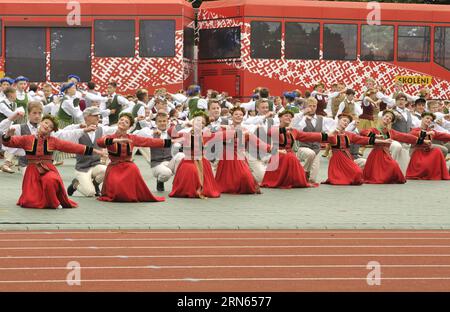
[
  {"xmin": 97, "ymin": 113, "xmax": 172, "ymax": 202},
  {"xmin": 261, "ymin": 110, "xmax": 329, "ymax": 189},
  {"xmin": 324, "ymin": 113, "xmax": 391, "ymax": 185},
  {"xmin": 169, "ymin": 111, "xmax": 221, "ymax": 199},
  {"xmin": 360, "ymin": 110, "xmax": 428, "ymax": 184},
  {"xmin": 406, "ymin": 112, "xmax": 450, "ymax": 180},
  {"xmin": 213, "ymin": 107, "xmax": 271, "ymax": 194},
  {"xmin": 1, "ymin": 115, "xmax": 103, "ymax": 209}
]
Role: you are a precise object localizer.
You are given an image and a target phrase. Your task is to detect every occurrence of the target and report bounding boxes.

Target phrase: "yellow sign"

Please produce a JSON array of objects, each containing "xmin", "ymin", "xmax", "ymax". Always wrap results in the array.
[
  {"xmin": 395, "ymin": 75, "xmax": 432, "ymax": 85},
  {"xmin": 0, "ymin": 71, "xmax": 4, "ymax": 78}
]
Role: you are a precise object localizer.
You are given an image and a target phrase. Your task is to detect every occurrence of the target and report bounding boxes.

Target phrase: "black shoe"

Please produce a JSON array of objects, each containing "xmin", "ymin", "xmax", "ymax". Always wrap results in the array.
[
  {"xmin": 67, "ymin": 179, "xmax": 79, "ymax": 196},
  {"xmin": 157, "ymin": 181, "xmax": 165, "ymax": 192},
  {"xmin": 93, "ymin": 181, "xmax": 101, "ymax": 197}
]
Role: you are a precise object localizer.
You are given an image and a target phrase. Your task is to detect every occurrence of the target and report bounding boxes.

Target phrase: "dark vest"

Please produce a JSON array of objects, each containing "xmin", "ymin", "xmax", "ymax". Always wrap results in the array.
[
  {"xmin": 392, "ymin": 109, "xmax": 412, "ymax": 133},
  {"xmin": 18, "ymin": 124, "xmax": 32, "ymax": 167},
  {"xmin": 107, "ymin": 95, "xmax": 121, "ymax": 125},
  {"xmin": 131, "ymin": 103, "xmax": 145, "ymax": 132},
  {"xmin": 75, "ymin": 127, "xmax": 103, "ymax": 172},
  {"xmin": 0, "ymin": 100, "xmax": 17, "ymax": 122},
  {"xmin": 298, "ymin": 116, "xmax": 323, "ymax": 154},
  {"xmin": 150, "ymin": 131, "xmax": 172, "ymax": 168}
]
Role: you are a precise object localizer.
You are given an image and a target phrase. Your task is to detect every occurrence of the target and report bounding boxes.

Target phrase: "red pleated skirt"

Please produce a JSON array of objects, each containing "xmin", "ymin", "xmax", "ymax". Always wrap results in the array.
[
  {"xmin": 215, "ymin": 158, "xmax": 259, "ymax": 194},
  {"xmin": 261, "ymin": 152, "xmax": 317, "ymax": 189},
  {"xmin": 363, "ymin": 147, "xmax": 406, "ymax": 184},
  {"xmin": 18, "ymin": 164, "xmax": 78, "ymax": 209},
  {"xmin": 169, "ymin": 158, "xmax": 221, "ymax": 198},
  {"xmin": 98, "ymin": 162, "xmax": 165, "ymax": 202},
  {"xmin": 323, "ymin": 150, "xmax": 364, "ymax": 185},
  {"xmin": 406, "ymin": 148, "xmax": 450, "ymax": 180}
]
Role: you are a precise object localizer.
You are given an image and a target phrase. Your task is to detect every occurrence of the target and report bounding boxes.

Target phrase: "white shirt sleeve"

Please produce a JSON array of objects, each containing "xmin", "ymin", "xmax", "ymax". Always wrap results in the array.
[
  {"xmin": 322, "ymin": 117, "xmax": 338, "ymax": 133},
  {"xmin": 197, "ymin": 98, "xmax": 208, "ymax": 110},
  {"xmin": 0, "ymin": 118, "xmax": 13, "ymax": 133},
  {"xmin": 0, "ymin": 102, "xmax": 15, "ymax": 118},
  {"xmin": 53, "ymin": 128, "xmax": 85, "ymax": 142},
  {"xmin": 117, "ymin": 95, "xmax": 133, "ymax": 108},
  {"xmin": 85, "ymin": 92, "xmax": 107, "ymax": 102},
  {"xmin": 291, "ymin": 112, "xmax": 305, "ymax": 129},
  {"xmin": 336, "ymin": 101, "xmax": 346, "ymax": 116},
  {"xmin": 243, "ymin": 115, "xmax": 265, "ymax": 125},
  {"xmin": 240, "ymin": 101, "xmax": 256, "ymax": 111},
  {"xmin": 376, "ymin": 91, "xmax": 395, "ymax": 108},
  {"xmin": 171, "ymin": 93, "xmax": 187, "ymax": 104},
  {"xmin": 61, "ymin": 99, "xmax": 84, "ymax": 122}
]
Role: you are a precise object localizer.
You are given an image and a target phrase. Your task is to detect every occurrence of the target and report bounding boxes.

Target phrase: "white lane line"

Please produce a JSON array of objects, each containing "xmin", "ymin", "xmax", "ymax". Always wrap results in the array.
[
  {"xmin": 2, "ymin": 277, "xmax": 450, "ymax": 284},
  {"xmin": 1, "ymin": 264, "xmax": 450, "ymax": 270},
  {"xmin": 2, "ymin": 237, "xmax": 450, "ymax": 242},
  {"xmin": 1, "ymin": 245, "xmax": 450, "ymax": 250},
  {"xmin": 3, "ymin": 254, "xmax": 450, "ymax": 259},
  {"xmin": 2, "ymin": 231, "xmax": 450, "ymax": 235}
]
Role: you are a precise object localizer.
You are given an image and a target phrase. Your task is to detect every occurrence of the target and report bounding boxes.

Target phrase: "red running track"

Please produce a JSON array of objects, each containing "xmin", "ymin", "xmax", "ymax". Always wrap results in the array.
[{"xmin": 1, "ymin": 230, "xmax": 450, "ymax": 291}]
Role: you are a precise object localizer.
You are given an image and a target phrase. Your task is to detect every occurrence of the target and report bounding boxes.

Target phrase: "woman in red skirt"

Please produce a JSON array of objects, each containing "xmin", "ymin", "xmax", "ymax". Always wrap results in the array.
[
  {"xmin": 97, "ymin": 113, "xmax": 172, "ymax": 202},
  {"xmin": 360, "ymin": 110, "xmax": 425, "ymax": 184},
  {"xmin": 213, "ymin": 107, "xmax": 270, "ymax": 194},
  {"xmin": 169, "ymin": 111, "xmax": 221, "ymax": 198},
  {"xmin": 261, "ymin": 110, "xmax": 328, "ymax": 188},
  {"xmin": 324, "ymin": 113, "xmax": 391, "ymax": 185},
  {"xmin": 2, "ymin": 115, "xmax": 103, "ymax": 209},
  {"xmin": 406, "ymin": 112, "xmax": 450, "ymax": 180}
]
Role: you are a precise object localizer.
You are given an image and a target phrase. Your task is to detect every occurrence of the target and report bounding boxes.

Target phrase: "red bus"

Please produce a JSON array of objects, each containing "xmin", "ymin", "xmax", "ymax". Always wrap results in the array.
[
  {"xmin": 0, "ymin": 0, "xmax": 195, "ymax": 94},
  {"xmin": 198, "ymin": 0, "xmax": 450, "ymax": 99}
]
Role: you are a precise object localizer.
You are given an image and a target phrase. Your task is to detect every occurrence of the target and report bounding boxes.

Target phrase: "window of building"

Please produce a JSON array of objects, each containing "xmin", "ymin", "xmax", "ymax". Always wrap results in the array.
[
  {"xmin": 183, "ymin": 26, "xmax": 195, "ymax": 60},
  {"xmin": 5, "ymin": 27, "xmax": 46, "ymax": 81},
  {"xmin": 250, "ymin": 21, "xmax": 281, "ymax": 59},
  {"xmin": 435, "ymin": 27, "xmax": 450, "ymax": 70},
  {"xmin": 361, "ymin": 25, "xmax": 394, "ymax": 61},
  {"xmin": 50, "ymin": 28, "xmax": 91, "ymax": 82},
  {"xmin": 199, "ymin": 27, "xmax": 240, "ymax": 60},
  {"xmin": 94, "ymin": 20, "xmax": 135, "ymax": 57},
  {"xmin": 323, "ymin": 24, "xmax": 357, "ymax": 60},
  {"xmin": 139, "ymin": 20, "xmax": 175, "ymax": 57},
  {"xmin": 285, "ymin": 22, "xmax": 319, "ymax": 60},
  {"xmin": 398, "ymin": 26, "xmax": 430, "ymax": 62}
]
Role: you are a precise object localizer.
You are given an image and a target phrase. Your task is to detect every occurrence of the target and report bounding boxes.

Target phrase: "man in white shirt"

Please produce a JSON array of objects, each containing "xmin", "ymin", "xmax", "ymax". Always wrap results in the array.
[
  {"xmin": 105, "ymin": 81, "xmax": 134, "ymax": 125},
  {"xmin": 65, "ymin": 107, "xmax": 116, "ymax": 197},
  {"xmin": 292, "ymin": 97, "xmax": 337, "ymax": 183},
  {"xmin": 135, "ymin": 112, "xmax": 184, "ymax": 192}
]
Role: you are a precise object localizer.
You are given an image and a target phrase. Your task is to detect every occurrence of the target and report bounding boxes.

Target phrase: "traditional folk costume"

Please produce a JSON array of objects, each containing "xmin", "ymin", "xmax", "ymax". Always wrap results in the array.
[
  {"xmin": 361, "ymin": 127, "xmax": 422, "ymax": 184},
  {"xmin": 261, "ymin": 127, "xmax": 328, "ymax": 188},
  {"xmin": 406, "ymin": 128, "xmax": 450, "ymax": 180},
  {"xmin": 169, "ymin": 128, "xmax": 221, "ymax": 198},
  {"xmin": 213, "ymin": 127, "xmax": 269, "ymax": 194},
  {"xmin": 97, "ymin": 134, "xmax": 171, "ymax": 202},
  {"xmin": 1, "ymin": 133, "xmax": 94, "ymax": 208},
  {"xmin": 324, "ymin": 131, "xmax": 375, "ymax": 185},
  {"xmin": 14, "ymin": 76, "xmax": 32, "ymax": 125},
  {"xmin": 390, "ymin": 106, "xmax": 413, "ymax": 174}
]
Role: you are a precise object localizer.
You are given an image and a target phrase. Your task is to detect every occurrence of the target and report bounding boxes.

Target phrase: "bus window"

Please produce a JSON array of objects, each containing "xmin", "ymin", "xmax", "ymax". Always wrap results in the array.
[
  {"xmin": 435, "ymin": 27, "xmax": 450, "ymax": 70},
  {"xmin": 285, "ymin": 22, "xmax": 319, "ymax": 60},
  {"xmin": 139, "ymin": 20, "xmax": 175, "ymax": 57},
  {"xmin": 184, "ymin": 26, "xmax": 195, "ymax": 60},
  {"xmin": 361, "ymin": 25, "xmax": 394, "ymax": 61},
  {"xmin": 5, "ymin": 27, "xmax": 46, "ymax": 81},
  {"xmin": 199, "ymin": 27, "xmax": 240, "ymax": 60},
  {"xmin": 51, "ymin": 28, "xmax": 91, "ymax": 82},
  {"xmin": 250, "ymin": 21, "xmax": 281, "ymax": 59},
  {"xmin": 323, "ymin": 24, "xmax": 357, "ymax": 61},
  {"xmin": 94, "ymin": 20, "xmax": 135, "ymax": 57},
  {"xmin": 398, "ymin": 26, "xmax": 430, "ymax": 62}
]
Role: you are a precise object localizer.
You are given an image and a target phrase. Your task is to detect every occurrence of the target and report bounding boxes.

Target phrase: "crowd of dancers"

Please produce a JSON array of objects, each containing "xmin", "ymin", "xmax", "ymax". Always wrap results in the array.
[{"xmin": 0, "ymin": 74, "xmax": 449, "ymax": 209}]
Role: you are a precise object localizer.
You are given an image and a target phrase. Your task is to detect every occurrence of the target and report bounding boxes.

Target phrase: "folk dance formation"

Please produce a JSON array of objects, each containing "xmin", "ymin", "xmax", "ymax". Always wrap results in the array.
[{"xmin": 1, "ymin": 75, "xmax": 450, "ymax": 209}]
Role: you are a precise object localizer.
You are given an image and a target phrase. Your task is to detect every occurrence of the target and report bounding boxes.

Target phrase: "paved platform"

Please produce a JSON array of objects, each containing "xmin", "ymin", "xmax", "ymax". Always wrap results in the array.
[{"xmin": 0, "ymin": 156, "xmax": 449, "ymax": 230}]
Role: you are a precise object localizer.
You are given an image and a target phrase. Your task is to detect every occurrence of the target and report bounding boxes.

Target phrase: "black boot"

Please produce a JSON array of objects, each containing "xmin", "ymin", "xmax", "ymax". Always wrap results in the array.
[
  {"xmin": 157, "ymin": 180, "xmax": 165, "ymax": 192},
  {"xmin": 67, "ymin": 179, "xmax": 79, "ymax": 196},
  {"xmin": 93, "ymin": 180, "xmax": 101, "ymax": 197}
]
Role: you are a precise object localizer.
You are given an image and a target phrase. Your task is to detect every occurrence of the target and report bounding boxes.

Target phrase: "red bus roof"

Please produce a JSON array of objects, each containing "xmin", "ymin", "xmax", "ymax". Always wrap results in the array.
[
  {"xmin": 200, "ymin": 0, "xmax": 450, "ymax": 23},
  {"xmin": 0, "ymin": 0, "xmax": 193, "ymax": 16}
]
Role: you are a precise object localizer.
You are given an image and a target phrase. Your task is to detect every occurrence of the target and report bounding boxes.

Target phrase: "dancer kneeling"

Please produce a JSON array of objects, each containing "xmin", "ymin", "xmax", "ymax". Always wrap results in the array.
[
  {"xmin": 97, "ymin": 113, "xmax": 172, "ymax": 202},
  {"xmin": 406, "ymin": 112, "xmax": 450, "ymax": 180},
  {"xmin": 324, "ymin": 113, "xmax": 391, "ymax": 185},
  {"xmin": 2, "ymin": 115, "xmax": 103, "ymax": 209},
  {"xmin": 360, "ymin": 110, "xmax": 428, "ymax": 184},
  {"xmin": 261, "ymin": 110, "xmax": 329, "ymax": 188},
  {"xmin": 169, "ymin": 111, "xmax": 221, "ymax": 198}
]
